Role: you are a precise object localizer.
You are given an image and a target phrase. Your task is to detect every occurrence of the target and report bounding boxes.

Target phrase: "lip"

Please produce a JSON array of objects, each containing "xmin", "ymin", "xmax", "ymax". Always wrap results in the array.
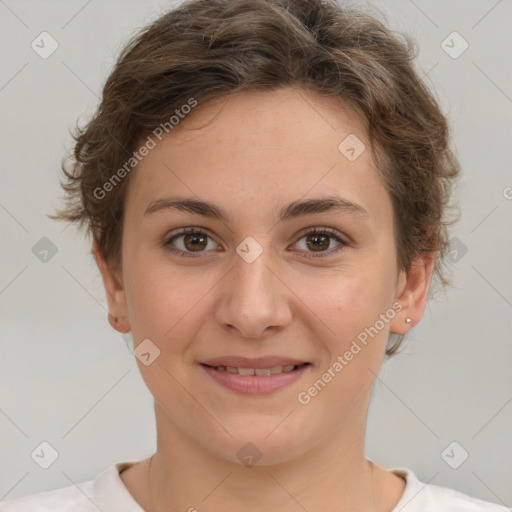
[
  {"xmin": 200, "ymin": 356, "xmax": 308, "ymax": 369},
  {"xmin": 200, "ymin": 362, "xmax": 311, "ymax": 395}
]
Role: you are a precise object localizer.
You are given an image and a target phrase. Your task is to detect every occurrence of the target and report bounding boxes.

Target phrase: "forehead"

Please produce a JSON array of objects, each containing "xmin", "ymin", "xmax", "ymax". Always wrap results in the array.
[
  {"xmin": 125, "ymin": 87, "xmax": 391, "ymax": 225},
  {"xmin": 167, "ymin": 87, "xmax": 367, "ymax": 159}
]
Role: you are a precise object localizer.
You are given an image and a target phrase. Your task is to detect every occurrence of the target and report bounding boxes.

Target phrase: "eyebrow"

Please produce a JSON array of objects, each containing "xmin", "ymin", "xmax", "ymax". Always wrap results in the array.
[{"xmin": 144, "ymin": 195, "xmax": 369, "ymax": 223}]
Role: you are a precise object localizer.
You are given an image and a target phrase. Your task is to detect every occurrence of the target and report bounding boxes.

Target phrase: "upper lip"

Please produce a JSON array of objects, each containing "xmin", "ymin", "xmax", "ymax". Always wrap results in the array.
[{"xmin": 200, "ymin": 356, "xmax": 309, "ymax": 369}]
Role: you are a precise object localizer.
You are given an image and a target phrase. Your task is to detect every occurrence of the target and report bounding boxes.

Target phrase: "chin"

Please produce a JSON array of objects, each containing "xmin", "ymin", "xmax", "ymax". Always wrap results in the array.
[{"xmin": 205, "ymin": 420, "xmax": 311, "ymax": 468}]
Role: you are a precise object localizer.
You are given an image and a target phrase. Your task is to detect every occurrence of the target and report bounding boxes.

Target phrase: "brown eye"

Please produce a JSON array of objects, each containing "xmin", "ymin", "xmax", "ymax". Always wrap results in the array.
[
  {"xmin": 305, "ymin": 233, "xmax": 330, "ymax": 252},
  {"xmin": 182, "ymin": 232, "xmax": 208, "ymax": 252},
  {"xmin": 163, "ymin": 228, "xmax": 218, "ymax": 258},
  {"xmin": 293, "ymin": 227, "xmax": 347, "ymax": 258}
]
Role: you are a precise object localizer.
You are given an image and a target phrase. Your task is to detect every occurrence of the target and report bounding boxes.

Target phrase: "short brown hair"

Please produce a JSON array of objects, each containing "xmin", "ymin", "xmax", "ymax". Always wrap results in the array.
[{"xmin": 52, "ymin": 0, "xmax": 460, "ymax": 356}]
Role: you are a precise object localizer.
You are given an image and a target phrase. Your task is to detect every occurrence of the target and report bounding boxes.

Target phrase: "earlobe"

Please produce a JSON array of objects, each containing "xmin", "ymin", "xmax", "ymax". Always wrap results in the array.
[
  {"xmin": 107, "ymin": 312, "xmax": 131, "ymax": 334},
  {"xmin": 390, "ymin": 252, "xmax": 435, "ymax": 334},
  {"xmin": 92, "ymin": 238, "xmax": 131, "ymax": 334}
]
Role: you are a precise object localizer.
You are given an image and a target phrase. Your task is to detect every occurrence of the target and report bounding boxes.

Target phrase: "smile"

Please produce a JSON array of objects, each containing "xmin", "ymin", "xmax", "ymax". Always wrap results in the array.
[
  {"xmin": 200, "ymin": 363, "xmax": 311, "ymax": 395},
  {"xmin": 207, "ymin": 364, "xmax": 303, "ymax": 375}
]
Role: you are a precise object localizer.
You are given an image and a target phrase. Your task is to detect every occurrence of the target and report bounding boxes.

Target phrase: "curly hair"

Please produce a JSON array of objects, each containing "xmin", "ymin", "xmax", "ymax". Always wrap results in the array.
[{"xmin": 51, "ymin": 0, "xmax": 461, "ymax": 356}]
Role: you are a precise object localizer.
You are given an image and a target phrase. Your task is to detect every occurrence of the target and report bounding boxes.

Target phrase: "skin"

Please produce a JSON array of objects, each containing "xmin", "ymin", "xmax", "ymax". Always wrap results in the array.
[{"xmin": 95, "ymin": 87, "xmax": 434, "ymax": 512}]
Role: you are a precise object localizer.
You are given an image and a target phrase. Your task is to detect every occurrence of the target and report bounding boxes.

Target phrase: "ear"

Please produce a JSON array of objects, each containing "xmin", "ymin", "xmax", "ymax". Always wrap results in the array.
[
  {"xmin": 390, "ymin": 252, "xmax": 435, "ymax": 335},
  {"xmin": 93, "ymin": 238, "xmax": 131, "ymax": 334}
]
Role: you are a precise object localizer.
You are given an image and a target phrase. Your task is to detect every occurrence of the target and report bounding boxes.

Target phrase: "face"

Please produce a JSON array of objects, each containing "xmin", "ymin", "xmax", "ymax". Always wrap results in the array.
[{"xmin": 99, "ymin": 87, "xmax": 432, "ymax": 466}]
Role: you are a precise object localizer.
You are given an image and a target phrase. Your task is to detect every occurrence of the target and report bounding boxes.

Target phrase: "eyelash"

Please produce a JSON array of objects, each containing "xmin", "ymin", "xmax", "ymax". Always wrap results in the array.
[{"xmin": 162, "ymin": 226, "xmax": 348, "ymax": 259}]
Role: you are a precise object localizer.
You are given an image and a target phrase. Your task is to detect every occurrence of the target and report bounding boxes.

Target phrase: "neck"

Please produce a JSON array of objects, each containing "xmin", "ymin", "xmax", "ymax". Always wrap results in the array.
[{"xmin": 147, "ymin": 399, "xmax": 380, "ymax": 512}]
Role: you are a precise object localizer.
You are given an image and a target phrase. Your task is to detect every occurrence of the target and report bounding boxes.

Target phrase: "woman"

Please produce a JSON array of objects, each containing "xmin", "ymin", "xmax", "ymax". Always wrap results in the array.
[{"xmin": 1, "ymin": 0, "xmax": 507, "ymax": 510}]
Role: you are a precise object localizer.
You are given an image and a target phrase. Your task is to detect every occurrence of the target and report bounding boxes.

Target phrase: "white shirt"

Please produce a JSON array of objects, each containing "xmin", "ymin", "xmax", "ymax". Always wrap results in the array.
[{"xmin": 0, "ymin": 460, "xmax": 508, "ymax": 511}]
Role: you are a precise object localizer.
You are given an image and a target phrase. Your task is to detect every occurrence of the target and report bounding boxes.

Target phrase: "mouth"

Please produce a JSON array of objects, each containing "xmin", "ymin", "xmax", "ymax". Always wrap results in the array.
[
  {"xmin": 199, "ymin": 362, "xmax": 312, "ymax": 395},
  {"xmin": 200, "ymin": 362, "xmax": 310, "ymax": 376}
]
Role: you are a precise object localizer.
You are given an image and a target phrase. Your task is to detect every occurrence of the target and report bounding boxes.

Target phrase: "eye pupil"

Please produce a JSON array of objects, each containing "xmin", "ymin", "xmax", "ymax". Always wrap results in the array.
[
  {"xmin": 168, "ymin": 228, "xmax": 343, "ymax": 258},
  {"xmin": 307, "ymin": 234, "xmax": 329, "ymax": 251},
  {"xmin": 184, "ymin": 233, "xmax": 207, "ymax": 251}
]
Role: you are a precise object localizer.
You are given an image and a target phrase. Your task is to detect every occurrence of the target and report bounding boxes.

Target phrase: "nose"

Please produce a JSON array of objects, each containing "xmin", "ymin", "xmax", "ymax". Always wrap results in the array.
[{"xmin": 214, "ymin": 243, "xmax": 293, "ymax": 339}]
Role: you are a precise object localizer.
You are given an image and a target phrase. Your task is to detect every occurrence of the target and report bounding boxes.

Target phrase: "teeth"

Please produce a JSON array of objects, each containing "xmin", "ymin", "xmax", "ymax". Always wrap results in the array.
[
  {"xmin": 238, "ymin": 367, "xmax": 255, "ymax": 376},
  {"xmin": 213, "ymin": 364, "xmax": 300, "ymax": 375}
]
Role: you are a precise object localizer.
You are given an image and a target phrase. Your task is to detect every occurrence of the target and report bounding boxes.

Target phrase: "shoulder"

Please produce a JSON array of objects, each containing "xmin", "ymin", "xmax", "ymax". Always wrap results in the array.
[
  {"xmin": 390, "ymin": 467, "xmax": 510, "ymax": 512},
  {"xmin": 0, "ymin": 479, "xmax": 95, "ymax": 512},
  {"xmin": 0, "ymin": 461, "xmax": 143, "ymax": 512}
]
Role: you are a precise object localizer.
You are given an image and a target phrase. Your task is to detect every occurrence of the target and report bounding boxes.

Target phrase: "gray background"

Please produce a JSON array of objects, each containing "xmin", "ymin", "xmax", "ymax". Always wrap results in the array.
[{"xmin": 1, "ymin": 0, "xmax": 511, "ymax": 506}]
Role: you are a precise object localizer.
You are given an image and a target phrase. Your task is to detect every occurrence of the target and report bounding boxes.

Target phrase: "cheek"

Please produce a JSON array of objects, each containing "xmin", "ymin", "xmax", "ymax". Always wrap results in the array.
[
  {"xmin": 296, "ymin": 262, "xmax": 394, "ymax": 397},
  {"xmin": 300, "ymin": 263, "xmax": 392, "ymax": 338},
  {"xmin": 295, "ymin": 275, "xmax": 390, "ymax": 423},
  {"xmin": 123, "ymin": 254, "xmax": 225, "ymax": 364},
  {"xmin": 126, "ymin": 270, "xmax": 195, "ymax": 343},
  {"xmin": 123, "ymin": 267, "xmax": 205, "ymax": 401}
]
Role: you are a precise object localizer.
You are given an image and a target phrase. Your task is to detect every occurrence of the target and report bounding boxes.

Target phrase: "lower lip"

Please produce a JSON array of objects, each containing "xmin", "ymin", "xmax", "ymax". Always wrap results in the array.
[{"xmin": 200, "ymin": 364, "xmax": 311, "ymax": 395}]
